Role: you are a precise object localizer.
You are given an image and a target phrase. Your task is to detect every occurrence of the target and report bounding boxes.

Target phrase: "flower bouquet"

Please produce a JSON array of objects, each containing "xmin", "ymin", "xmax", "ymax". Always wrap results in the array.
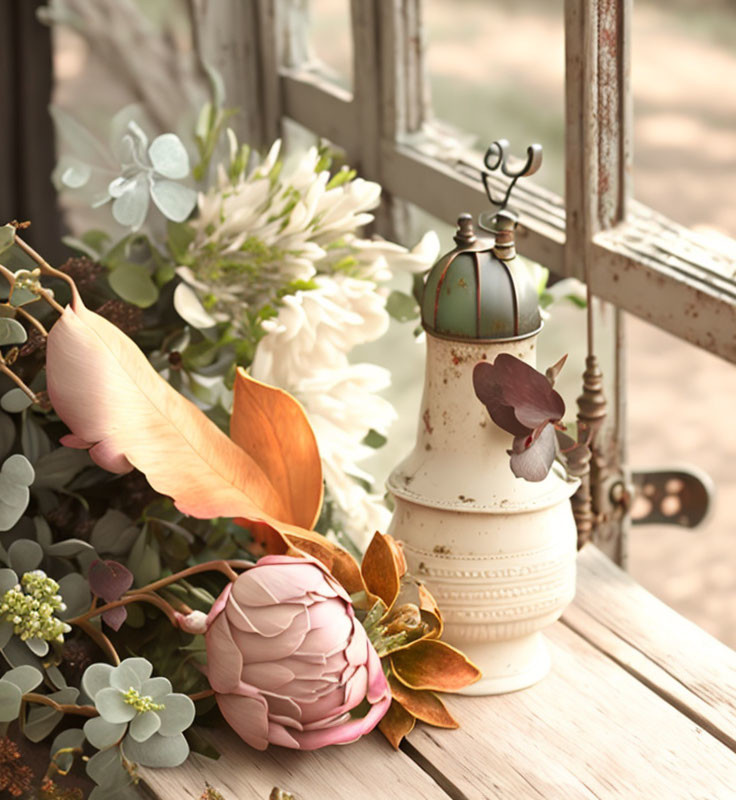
[{"xmin": 0, "ymin": 92, "xmax": 480, "ymax": 795}]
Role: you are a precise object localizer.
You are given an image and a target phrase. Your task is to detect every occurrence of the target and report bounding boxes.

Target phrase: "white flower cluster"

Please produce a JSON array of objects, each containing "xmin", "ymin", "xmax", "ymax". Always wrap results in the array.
[{"xmin": 186, "ymin": 139, "xmax": 439, "ymax": 548}]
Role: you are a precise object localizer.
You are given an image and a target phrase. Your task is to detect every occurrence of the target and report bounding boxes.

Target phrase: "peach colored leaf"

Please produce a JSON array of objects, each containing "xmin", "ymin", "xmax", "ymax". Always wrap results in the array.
[
  {"xmin": 361, "ymin": 532, "xmax": 401, "ymax": 609},
  {"xmin": 377, "ymin": 699, "xmax": 415, "ymax": 750},
  {"xmin": 391, "ymin": 640, "xmax": 481, "ymax": 692},
  {"xmin": 230, "ymin": 369, "xmax": 323, "ymax": 530},
  {"xmin": 388, "ymin": 673, "xmax": 459, "ymax": 729},
  {"xmin": 46, "ymin": 292, "xmax": 288, "ymax": 524}
]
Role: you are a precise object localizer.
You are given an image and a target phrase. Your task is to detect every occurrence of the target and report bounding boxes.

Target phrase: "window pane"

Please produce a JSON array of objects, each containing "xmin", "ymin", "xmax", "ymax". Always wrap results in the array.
[
  {"xmin": 633, "ymin": 1, "xmax": 736, "ymax": 238},
  {"xmin": 303, "ymin": 0, "xmax": 353, "ymax": 90},
  {"xmin": 424, "ymin": 0, "xmax": 565, "ymax": 194}
]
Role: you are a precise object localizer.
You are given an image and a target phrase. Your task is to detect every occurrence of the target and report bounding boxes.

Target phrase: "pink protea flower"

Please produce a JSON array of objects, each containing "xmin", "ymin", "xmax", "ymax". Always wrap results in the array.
[{"xmin": 203, "ymin": 555, "xmax": 391, "ymax": 750}]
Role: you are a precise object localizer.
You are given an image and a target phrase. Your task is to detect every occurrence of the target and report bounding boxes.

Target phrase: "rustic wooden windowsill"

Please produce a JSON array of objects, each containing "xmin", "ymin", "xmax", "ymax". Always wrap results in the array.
[{"xmin": 140, "ymin": 545, "xmax": 736, "ymax": 799}]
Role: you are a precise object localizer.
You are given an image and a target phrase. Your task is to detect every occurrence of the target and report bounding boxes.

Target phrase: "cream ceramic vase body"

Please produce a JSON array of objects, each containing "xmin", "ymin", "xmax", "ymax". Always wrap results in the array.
[{"xmin": 387, "ymin": 332, "xmax": 578, "ymax": 695}]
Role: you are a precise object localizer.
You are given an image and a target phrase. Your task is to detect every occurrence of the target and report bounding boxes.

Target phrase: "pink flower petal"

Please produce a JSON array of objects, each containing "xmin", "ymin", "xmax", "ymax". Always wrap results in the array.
[
  {"xmin": 264, "ymin": 720, "xmax": 301, "ymax": 749},
  {"xmin": 242, "ymin": 662, "xmax": 295, "ymax": 692},
  {"xmin": 205, "ymin": 613, "xmax": 243, "ymax": 693},
  {"xmin": 217, "ymin": 692, "xmax": 270, "ymax": 751},
  {"xmin": 236, "ymin": 600, "xmax": 307, "ymax": 638},
  {"xmin": 60, "ymin": 434, "xmax": 92, "ymax": 449},
  {"xmin": 88, "ymin": 440, "xmax": 134, "ymax": 474}
]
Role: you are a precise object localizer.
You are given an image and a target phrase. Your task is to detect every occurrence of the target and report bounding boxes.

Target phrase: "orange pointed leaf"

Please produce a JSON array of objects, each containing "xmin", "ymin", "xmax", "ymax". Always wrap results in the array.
[
  {"xmin": 361, "ymin": 532, "xmax": 401, "ymax": 609},
  {"xmin": 377, "ymin": 699, "xmax": 415, "ymax": 750},
  {"xmin": 391, "ymin": 640, "xmax": 481, "ymax": 692},
  {"xmin": 46, "ymin": 293, "xmax": 290, "ymax": 523},
  {"xmin": 388, "ymin": 673, "xmax": 458, "ymax": 729},
  {"xmin": 230, "ymin": 369, "xmax": 323, "ymax": 529}
]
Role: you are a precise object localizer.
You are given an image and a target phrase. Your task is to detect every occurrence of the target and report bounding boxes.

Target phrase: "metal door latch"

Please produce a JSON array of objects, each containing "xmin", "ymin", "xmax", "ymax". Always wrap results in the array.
[{"xmin": 625, "ymin": 467, "xmax": 714, "ymax": 528}]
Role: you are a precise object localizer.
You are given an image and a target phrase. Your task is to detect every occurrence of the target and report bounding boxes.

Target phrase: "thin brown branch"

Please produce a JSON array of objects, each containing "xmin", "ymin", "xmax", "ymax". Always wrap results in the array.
[
  {"xmin": 0, "ymin": 360, "xmax": 37, "ymax": 402},
  {"xmin": 24, "ymin": 692, "xmax": 98, "ymax": 718},
  {"xmin": 13, "ymin": 234, "xmax": 75, "ymax": 291},
  {"xmin": 131, "ymin": 560, "xmax": 244, "ymax": 595},
  {"xmin": 70, "ymin": 592, "xmax": 179, "ymax": 628},
  {"xmin": 74, "ymin": 619, "xmax": 121, "ymax": 666},
  {"xmin": 188, "ymin": 689, "xmax": 215, "ymax": 702},
  {"xmin": 14, "ymin": 306, "xmax": 48, "ymax": 337}
]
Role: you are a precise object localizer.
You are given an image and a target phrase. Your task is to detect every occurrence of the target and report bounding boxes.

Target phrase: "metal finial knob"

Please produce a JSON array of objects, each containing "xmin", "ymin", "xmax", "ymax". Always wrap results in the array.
[
  {"xmin": 453, "ymin": 213, "xmax": 477, "ymax": 246},
  {"xmin": 479, "ymin": 139, "xmax": 543, "ymax": 231}
]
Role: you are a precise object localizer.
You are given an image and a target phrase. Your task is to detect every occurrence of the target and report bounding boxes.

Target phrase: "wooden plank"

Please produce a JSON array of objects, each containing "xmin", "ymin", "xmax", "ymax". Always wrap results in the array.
[
  {"xmin": 571, "ymin": 544, "xmax": 736, "ymax": 741},
  {"xmin": 404, "ymin": 622, "xmax": 736, "ymax": 799},
  {"xmin": 140, "ymin": 725, "xmax": 451, "ymax": 800}
]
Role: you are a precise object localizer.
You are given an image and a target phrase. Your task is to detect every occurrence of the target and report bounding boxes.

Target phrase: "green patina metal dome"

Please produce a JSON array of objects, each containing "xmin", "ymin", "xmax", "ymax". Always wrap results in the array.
[{"xmin": 421, "ymin": 213, "xmax": 541, "ymax": 342}]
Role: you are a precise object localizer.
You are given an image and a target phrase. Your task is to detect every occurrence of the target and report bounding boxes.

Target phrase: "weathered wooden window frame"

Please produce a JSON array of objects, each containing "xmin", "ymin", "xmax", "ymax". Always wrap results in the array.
[{"xmin": 194, "ymin": 0, "xmax": 736, "ymax": 363}]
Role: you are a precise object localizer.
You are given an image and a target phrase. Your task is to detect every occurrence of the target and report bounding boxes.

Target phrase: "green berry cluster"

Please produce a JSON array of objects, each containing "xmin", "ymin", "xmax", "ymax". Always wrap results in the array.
[
  {"xmin": 0, "ymin": 570, "xmax": 71, "ymax": 644},
  {"xmin": 122, "ymin": 687, "xmax": 166, "ymax": 713}
]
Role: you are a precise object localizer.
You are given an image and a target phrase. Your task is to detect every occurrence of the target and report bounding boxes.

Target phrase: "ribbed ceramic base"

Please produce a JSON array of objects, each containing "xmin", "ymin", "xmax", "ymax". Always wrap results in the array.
[{"xmin": 456, "ymin": 631, "xmax": 551, "ymax": 696}]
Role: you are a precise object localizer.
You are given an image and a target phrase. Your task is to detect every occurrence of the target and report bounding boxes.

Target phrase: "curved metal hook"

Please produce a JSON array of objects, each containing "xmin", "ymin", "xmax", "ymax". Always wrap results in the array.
[{"xmin": 480, "ymin": 139, "xmax": 543, "ymax": 220}]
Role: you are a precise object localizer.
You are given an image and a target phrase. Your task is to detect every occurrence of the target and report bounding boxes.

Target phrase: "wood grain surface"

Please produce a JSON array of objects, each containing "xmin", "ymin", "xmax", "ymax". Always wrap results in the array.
[{"xmin": 140, "ymin": 545, "xmax": 736, "ymax": 800}]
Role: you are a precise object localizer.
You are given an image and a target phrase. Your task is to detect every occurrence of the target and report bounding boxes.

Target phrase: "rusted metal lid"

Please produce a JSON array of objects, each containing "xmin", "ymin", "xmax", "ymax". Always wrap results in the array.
[{"xmin": 420, "ymin": 214, "xmax": 542, "ymax": 342}]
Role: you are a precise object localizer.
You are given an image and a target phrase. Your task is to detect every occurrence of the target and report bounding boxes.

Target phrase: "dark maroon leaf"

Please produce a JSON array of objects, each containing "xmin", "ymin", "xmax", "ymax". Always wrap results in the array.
[
  {"xmin": 102, "ymin": 605, "xmax": 128, "ymax": 632},
  {"xmin": 473, "ymin": 354, "xmax": 565, "ymax": 434},
  {"xmin": 507, "ymin": 424, "xmax": 557, "ymax": 482},
  {"xmin": 88, "ymin": 559, "xmax": 134, "ymax": 603}
]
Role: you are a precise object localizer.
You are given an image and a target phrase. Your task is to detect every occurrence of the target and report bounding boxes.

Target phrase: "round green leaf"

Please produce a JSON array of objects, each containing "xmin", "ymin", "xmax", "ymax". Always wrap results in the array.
[
  {"xmin": 61, "ymin": 161, "xmax": 92, "ymax": 188},
  {"xmin": 0, "ymin": 317, "xmax": 27, "ymax": 346},
  {"xmin": 0, "ymin": 388, "xmax": 32, "ymax": 414},
  {"xmin": 27, "ymin": 637, "xmax": 49, "ymax": 657},
  {"xmin": 122, "ymin": 730, "xmax": 189, "ymax": 768},
  {"xmin": 51, "ymin": 727, "xmax": 85, "ymax": 773},
  {"xmin": 128, "ymin": 709, "xmax": 161, "ymax": 742},
  {"xmin": 108, "ymin": 263, "xmax": 158, "ymax": 308},
  {"xmin": 0, "ymin": 678, "xmax": 23, "ymax": 722},
  {"xmin": 90, "ymin": 510, "xmax": 139, "ymax": 556},
  {"xmin": 33, "ymin": 448, "xmax": 92, "ymax": 490},
  {"xmin": 156, "ymin": 693, "xmax": 195, "ymax": 736},
  {"xmin": 58, "ymin": 573, "xmax": 92, "ymax": 619},
  {"xmin": 82, "ymin": 662, "xmax": 114, "ymax": 702},
  {"xmin": 150, "ymin": 179, "xmax": 196, "ymax": 223},
  {"xmin": 7, "ymin": 538, "xmax": 43, "ymax": 573},
  {"xmin": 84, "ymin": 715, "xmax": 128, "ymax": 750},
  {"xmin": 0, "ymin": 621, "xmax": 13, "ymax": 650},
  {"xmin": 96, "ymin": 688, "xmax": 136, "ymax": 724},
  {"xmin": 111, "ymin": 173, "xmax": 149, "ymax": 230},
  {"xmin": 3, "ymin": 664, "xmax": 43, "ymax": 694},
  {"xmin": 148, "ymin": 133, "xmax": 190, "ymax": 179},
  {"xmin": 25, "ymin": 687, "xmax": 78, "ymax": 742},
  {"xmin": 45, "ymin": 538, "xmax": 96, "ymax": 558},
  {"xmin": 86, "ymin": 745, "xmax": 129, "ymax": 788}
]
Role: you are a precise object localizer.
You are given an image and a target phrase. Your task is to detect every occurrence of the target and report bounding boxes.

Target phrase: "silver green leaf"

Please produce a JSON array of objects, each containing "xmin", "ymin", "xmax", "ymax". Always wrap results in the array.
[
  {"xmin": 148, "ymin": 134, "xmax": 190, "ymax": 180},
  {"xmin": 108, "ymin": 263, "xmax": 158, "ymax": 308},
  {"xmin": 150, "ymin": 179, "xmax": 196, "ymax": 223},
  {"xmin": 1, "ymin": 388, "xmax": 33, "ymax": 414},
  {"xmin": 25, "ymin": 687, "xmax": 79, "ymax": 742},
  {"xmin": 7, "ymin": 538, "xmax": 43, "ymax": 573},
  {"xmin": 122, "ymin": 730, "xmax": 190, "ymax": 768},
  {"xmin": 173, "ymin": 282, "xmax": 216, "ymax": 329},
  {"xmin": 90, "ymin": 510, "xmax": 139, "ymax": 556},
  {"xmin": 58, "ymin": 573, "xmax": 92, "ymax": 619},
  {"xmin": 0, "ymin": 454, "xmax": 34, "ymax": 531},
  {"xmin": 0, "ymin": 678, "xmax": 23, "ymax": 722},
  {"xmin": 2, "ymin": 664, "xmax": 43, "ymax": 694},
  {"xmin": 51, "ymin": 727, "xmax": 86, "ymax": 773},
  {"xmin": 0, "ymin": 224, "xmax": 15, "ymax": 256},
  {"xmin": 84, "ymin": 715, "xmax": 128, "ymax": 750},
  {"xmin": 33, "ymin": 448, "xmax": 92, "ymax": 490},
  {"xmin": 0, "ymin": 318, "xmax": 28, "ymax": 346}
]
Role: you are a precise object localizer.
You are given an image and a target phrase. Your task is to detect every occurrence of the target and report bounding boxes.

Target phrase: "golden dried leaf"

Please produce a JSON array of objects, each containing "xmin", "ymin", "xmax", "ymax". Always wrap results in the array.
[
  {"xmin": 361, "ymin": 532, "xmax": 402, "ymax": 609},
  {"xmin": 388, "ymin": 673, "xmax": 458, "ymax": 729},
  {"xmin": 377, "ymin": 699, "xmax": 416, "ymax": 750},
  {"xmin": 391, "ymin": 639, "xmax": 481, "ymax": 692},
  {"xmin": 231, "ymin": 369, "xmax": 323, "ymax": 530}
]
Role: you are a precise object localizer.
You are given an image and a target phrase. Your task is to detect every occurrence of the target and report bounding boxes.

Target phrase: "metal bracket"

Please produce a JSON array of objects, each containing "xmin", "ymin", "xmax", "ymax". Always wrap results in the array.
[{"xmin": 628, "ymin": 467, "xmax": 714, "ymax": 528}]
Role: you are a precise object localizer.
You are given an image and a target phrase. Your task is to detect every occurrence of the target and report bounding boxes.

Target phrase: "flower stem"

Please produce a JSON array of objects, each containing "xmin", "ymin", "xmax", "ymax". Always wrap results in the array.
[
  {"xmin": 70, "ymin": 592, "xmax": 179, "ymax": 628},
  {"xmin": 188, "ymin": 689, "xmax": 215, "ymax": 702},
  {"xmin": 24, "ymin": 693, "xmax": 98, "ymax": 718},
  {"xmin": 129, "ymin": 559, "xmax": 250, "ymax": 595},
  {"xmin": 14, "ymin": 305, "xmax": 48, "ymax": 337},
  {"xmin": 13, "ymin": 234, "xmax": 75, "ymax": 291},
  {"xmin": 74, "ymin": 619, "xmax": 121, "ymax": 666},
  {"xmin": 0, "ymin": 358, "xmax": 37, "ymax": 402}
]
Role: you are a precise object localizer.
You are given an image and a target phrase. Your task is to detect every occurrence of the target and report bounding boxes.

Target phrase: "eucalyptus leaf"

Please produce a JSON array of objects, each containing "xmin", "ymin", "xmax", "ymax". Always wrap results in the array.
[
  {"xmin": 386, "ymin": 290, "xmax": 420, "ymax": 323},
  {"xmin": 0, "ymin": 224, "xmax": 15, "ymax": 256},
  {"xmin": 122, "ymin": 730, "xmax": 189, "ymax": 768},
  {"xmin": 61, "ymin": 161, "xmax": 92, "ymax": 188},
  {"xmin": 86, "ymin": 744, "xmax": 130, "ymax": 787},
  {"xmin": 148, "ymin": 133, "xmax": 190, "ymax": 179},
  {"xmin": 1, "ymin": 634, "xmax": 42, "ymax": 668},
  {"xmin": 33, "ymin": 516, "xmax": 53, "ymax": 549},
  {"xmin": 45, "ymin": 665, "xmax": 68, "ymax": 690},
  {"xmin": 0, "ymin": 679, "xmax": 22, "ymax": 722},
  {"xmin": 1, "ymin": 388, "xmax": 32, "ymax": 413},
  {"xmin": 25, "ymin": 687, "xmax": 79, "ymax": 742},
  {"xmin": 111, "ymin": 173, "xmax": 149, "ymax": 230},
  {"xmin": 27, "ymin": 637, "xmax": 49, "ymax": 657},
  {"xmin": 58, "ymin": 573, "xmax": 92, "ymax": 619},
  {"xmin": 45, "ymin": 538, "xmax": 96, "ymax": 558},
  {"xmin": 0, "ymin": 621, "xmax": 12, "ymax": 650},
  {"xmin": 150, "ymin": 179, "xmax": 197, "ymax": 223},
  {"xmin": 90, "ymin": 510, "xmax": 139, "ymax": 556},
  {"xmin": 51, "ymin": 727, "xmax": 86, "ymax": 773},
  {"xmin": 128, "ymin": 528, "xmax": 160, "ymax": 587},
  {"xmin": 7, "ymin": 538, "xmax": 43, "ymax": 574},
  {"xmin": 8, "ymin": 285, "xmax": 39, "ymax": 307},
  {"xmin": 2, "ymin": 664, "xmax": 43, "ymax": 694},
  {"xmin": 108, "ymin": 263, "xmax": 158, "ymax": 308},
  {"xmin": 0, "ymin": 318, "xmax": 27, "ymax": 346},
  {"xmin": 21, "ymin": 415, "xmax": 52, "ymax": 463},
  {"xmin": 0, "ymin": 454, "xmax": 34, "ymax": 531},
  {"xmin": 33, "ymin": 447, "xmax": 92, "ymax": 490}
]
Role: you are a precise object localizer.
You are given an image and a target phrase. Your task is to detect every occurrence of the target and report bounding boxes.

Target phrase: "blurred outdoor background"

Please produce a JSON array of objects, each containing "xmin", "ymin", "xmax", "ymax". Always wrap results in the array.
[{"xmin": 50, "ymin": 0, "xmax": 736, "ymax": 645}]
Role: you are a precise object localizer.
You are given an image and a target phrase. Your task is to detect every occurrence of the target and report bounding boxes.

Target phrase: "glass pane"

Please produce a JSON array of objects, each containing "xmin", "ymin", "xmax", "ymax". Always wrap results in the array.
[
  {"xmin": 626, "ymin": 315, "xmax": 736, "ymax": 648},
  {"xmin": 304, "ymin": 0, "xmax": 353, "ymax": 90},
  {"xmin": 425, "ymin": 0, "xmax": 565, "ymax": 195},
  {"xmin": 633, "ymin": 1, "xmax": 736, "ymax": 238}
]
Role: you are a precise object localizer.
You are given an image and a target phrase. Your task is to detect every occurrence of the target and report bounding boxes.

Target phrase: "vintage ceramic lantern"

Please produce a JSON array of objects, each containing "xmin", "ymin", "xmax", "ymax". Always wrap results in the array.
[{"xmin": 387, "ymin": 146, "xmax": 579, "ymax": 694}]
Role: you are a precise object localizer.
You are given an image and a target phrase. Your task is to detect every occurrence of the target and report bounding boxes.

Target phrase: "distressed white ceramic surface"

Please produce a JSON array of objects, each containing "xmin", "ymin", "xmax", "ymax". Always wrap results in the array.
[{"xmin": 387, "ymin": 333, "xmax": 578, "ymax": 695}]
